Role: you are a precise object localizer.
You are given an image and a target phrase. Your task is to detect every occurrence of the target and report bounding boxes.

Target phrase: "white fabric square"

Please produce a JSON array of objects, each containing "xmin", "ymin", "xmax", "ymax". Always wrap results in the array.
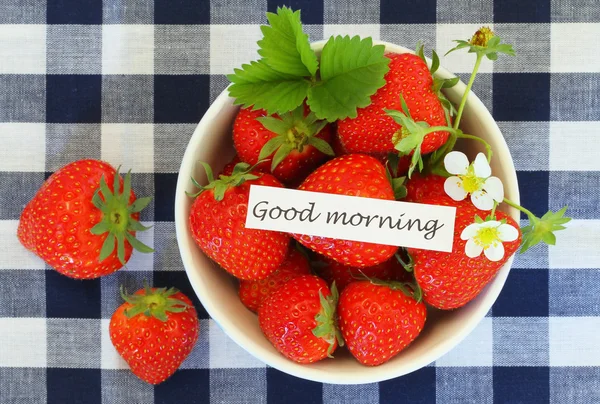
[
  {"xmin": 0, "ymin": 123, "xmax": 45, "ymax": 172},
  {"xmin": 323, "ymin": 24, "xmax": 381, "ymax": 40},
  {"xmin": 0, "ymin": 24, "xmax": 46, "ymax": 74},
  {"xmin": 549, "ymin": 220, "xmax": 600, "ymax": 269},
  {"xmin": 209, "ymin": 25, "xmax": 262, "ymax": 75},
  {"xmin": 0, "ymin": 318, "xmax": 46, "ymax": 367},
  {"xmin": 550, "ymin": 317, "xmax": 600, "ymax": 366},
  {"xmin": 551, "ymin": 23, "xmax": 600, "ymax": 73},
  {"xmin": 550, "ymin": 121, "xmax": 600, "ymax": 171},
  {"xmin": 101, "ymin": 319, "xmax": 129, "ymax": 370},
  {"xmin": 209, "ymin": 320, "xmax": 265, "ymax": 368},
  {"xmin": 0, "ymin": 220, "xmax": 46, "ymax": 270},
  {"xmin": 436, "ymin": 24, "xmax": 494, "ymax": 73},
  {"xmin": 101, "ymin": 124, "xmax": 154, "ymax": 173},
  {"xmin": 435, "ymin": 317, "xmax": 493, "ymax": 366},
  {"xmin": 102, "ymin": 25, "xmax": 154, "ymax": 74}
]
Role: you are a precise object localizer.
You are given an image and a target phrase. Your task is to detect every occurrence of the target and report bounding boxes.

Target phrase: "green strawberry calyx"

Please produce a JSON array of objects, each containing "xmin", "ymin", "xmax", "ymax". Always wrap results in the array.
[
  {"xmin": 362, "ymin": 274, "xmax": 423, "ymax": 303},
  {"xmin": 120, "ymin": 284, "xmax": 192, "ymax": 322},
  {"xmin": 384, "ymin": 95, "xmax": 455, "ymax": 178},
  {"xmin": 187, "ymin": 161, "xmax": 261, "ymax": 201},
  {"xmin": 502, "ymin": 201, "xmax": 572, "ymax": 253},
  {"xmin": 91, "ymin": 168, "xmax": 154, "ymax": 264},
  {"xmin": 257, "ymin": 105, "xmax": 333, "ymax": 172},
  {"xmin": 312, "ymin": 282, "xmax": 344, "ymax": 357},
  {"xmin": 227, "ymin": 6, "xmax": 390, "ymax": 122},
  {"xmin": 384, "ymin": 155, "xmax": 408, "ymax": 200}
]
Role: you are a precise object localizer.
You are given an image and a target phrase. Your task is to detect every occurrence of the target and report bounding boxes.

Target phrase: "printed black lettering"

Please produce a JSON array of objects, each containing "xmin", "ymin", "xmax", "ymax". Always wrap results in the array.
[
  {"xmin": 268, "ymin": 206, "xmax": 283, "ymax": 220},
  {"xmin": 424, "ymin": 220, "xmax": 444, "ymax": 240},
  {"xmin": 253, "ymin": 200, "xmax": 269, "ymax": 221},
  {"xmin": 326, "ymin": 211, "xmax": 349, "ymax": 225}
]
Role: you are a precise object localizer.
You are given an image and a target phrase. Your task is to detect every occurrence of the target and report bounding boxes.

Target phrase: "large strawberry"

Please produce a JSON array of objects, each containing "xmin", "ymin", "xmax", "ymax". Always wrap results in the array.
[
  {"xmin": 238, "ymin": 247, "xmax": 311, "ymax": 312},
  {"xmin": 17, "ymin": 159, "xmax": 153, "ymax": 279},
  {"xmin": 315, "ymin": 255, "xmax": 412, "ymax": 292},
  {"xmin": 338, "ymin": 279, "xmax": 426, "ymax": 366},
  {"xmin": 233, "ymin": 105, "xmax": 334, "ymax": 184},
  {"xmin": 110, "ymin": 286, "xmax": 199, "ymax": 384},
  {"xmin": 293, "ymin": 154, "xmax": 398, "ymax": 267},
  {"xmin": 336, "ymin": 53, "xmax": 450, "ymax": 157},
  {"xmin": 188, "ymin": 162, "xmax": 290, "ymax": 280},
  {"xmin": 258, "ymin": 275, "xmax": 343, "ymax": 364},
  {"xmin": 408, "ymin": 194, "xmax": 521, "ymax": 310}
]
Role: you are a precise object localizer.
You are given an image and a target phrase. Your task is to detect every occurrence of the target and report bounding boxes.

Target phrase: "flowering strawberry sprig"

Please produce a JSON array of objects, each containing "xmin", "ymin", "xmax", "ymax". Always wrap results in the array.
[{"xmin": 389, "ymin": 27, "xmax": 571, "ymax": 260}]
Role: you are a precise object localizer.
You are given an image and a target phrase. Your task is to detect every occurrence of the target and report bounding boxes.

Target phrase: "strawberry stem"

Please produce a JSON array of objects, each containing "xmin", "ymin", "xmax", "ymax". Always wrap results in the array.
[{"xmin": 454, "ymin": 53, "xmax": 483, "ymax": 130}]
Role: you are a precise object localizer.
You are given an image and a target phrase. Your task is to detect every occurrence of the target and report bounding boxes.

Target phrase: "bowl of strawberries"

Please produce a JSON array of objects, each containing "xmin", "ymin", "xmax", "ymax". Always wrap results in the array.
[{"xmin": 175, "ymin": 8, "xmax": 569, "ymax": 384}]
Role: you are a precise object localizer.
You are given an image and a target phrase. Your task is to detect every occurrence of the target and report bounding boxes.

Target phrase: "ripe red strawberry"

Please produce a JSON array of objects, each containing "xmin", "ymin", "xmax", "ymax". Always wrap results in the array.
[
  {"xmin": 336, "ymin": 53, "xmax": 449, "ymax": 156},
  {"xmin": 238, "ymin": 247, "xmax": 311, "ymax": 312},
  {"xmin": 316, "ymin": 255, "xmax": 412, "ymax": 292},
  {"xmin": 404, "ymin": 173, "xmax": 446, "ymax": 202},
  {"xmin": 17, "ymin": 159, "xmax": 153, "ymax": 279},
  {"xmin": 408, "ymin": 194, "xmax": 522, "ymax": 310},
  {"xmin": 189, "ymin": 162, "xmax": 290, "ymax": 280},
  {"xmin": 258, "ymin": 275, "xmax": 343, "ymax": 364},
  {"xmin": 338, "ymin": 280, "xmax": 426, "ymax": 366},
  {"xmin": 219, "ymin": 155, "xmax": 241, "ymax": 176},
  {"xmin": 293, "ymin": 154, "xmax": 398, "ymax": 267},
  {"xmin": 109, "ymin": 286, "xmax": 199, "ymax": 384},
  {"xmin": 233, "ymin": 106, "xmax": 334, "ymax": 184}
]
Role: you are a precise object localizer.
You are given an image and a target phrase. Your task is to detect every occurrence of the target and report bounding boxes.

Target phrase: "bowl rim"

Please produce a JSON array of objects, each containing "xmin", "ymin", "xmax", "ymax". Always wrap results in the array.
[{"xmin": 175, "ymin": 40, "xmax": 521, "ymax": 384}]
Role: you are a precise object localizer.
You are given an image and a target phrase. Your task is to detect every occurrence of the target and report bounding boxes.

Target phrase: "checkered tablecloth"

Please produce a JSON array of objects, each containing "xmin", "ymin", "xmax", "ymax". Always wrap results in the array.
[{"xmin": 1, "ymin": 0, "xmax": 599, "ymax": 402}]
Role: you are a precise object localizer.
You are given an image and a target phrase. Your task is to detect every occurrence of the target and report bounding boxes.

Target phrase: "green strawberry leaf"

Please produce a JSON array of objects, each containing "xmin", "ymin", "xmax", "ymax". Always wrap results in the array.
[
  {"xmin": 307, "ymin": 35, "xmax": 390, "ymax": 122},
  {"xmin": 258, "ymin": 6, "xmax": 318, "ymax": 77},
  {"xmin": 227, "ymin": 60, "xmax": 310, "ymax": 115},
  {"xmin": 257, "ymin": 136, "xmax": 286, "ymax": 160}
]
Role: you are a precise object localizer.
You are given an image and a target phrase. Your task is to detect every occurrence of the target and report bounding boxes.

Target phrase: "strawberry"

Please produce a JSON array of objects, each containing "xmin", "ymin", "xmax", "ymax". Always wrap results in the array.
[
  {"xmin": 336, "ymin": 53, "xmax": 449, "ymax": 156},
  {"xmin": 219, "ymin": 155, "xmax": 241, "ymax": 176},
  {"xmin": 293, "ymin": 154, "xmax": 398, "ymax": 267},
  {"xmin": 17, "ymin": 159, "xmax": 153, "ymax": 279},
  {"xmin": 408, "ymin": 195, "xmax": 522, "ymax": 310},
  {"xmin": 238, "ymin": 247, "xmax": 311, "ymax": 312},
  {"xmin": 109, "ymin": 286, "xmax": 199, "ymax": 384},
  {"xmin": 338, "ymin": 280, "xmax": 426, "ymax": 366},
  {"xmin": 315, "ymin": 255, "xmax": 412, "ymax": 292},
  {"xmin": 188, "ymin": 162, "xmax": 290, "ymax": 280},
  {"xmin": 404, "ymin": 173, "xmax": 446, "ymax": 202},
  {"xmin": 233, "ymin": 105, "xmax": 334, "ymax": 184},
  {"xmin": 258, "ymin": 275, "xmax": 343, "ymax": 364}
]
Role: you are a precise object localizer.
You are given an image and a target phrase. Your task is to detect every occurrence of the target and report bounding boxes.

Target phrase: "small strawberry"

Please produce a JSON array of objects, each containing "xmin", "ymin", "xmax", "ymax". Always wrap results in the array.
[
  {"xmin": 239, "ymin": 247, "xmax": 311, "ymax": 312},
  {"xmin": 338, "ymin": 279, "xmax": 426, "ymax": 366},
  {"xmin": 404, "ymin": 173, "xmax": 446, "ymax": 202},
  {"xmin": 109, "ymin": 286, "xmax": 199, "ymax": 384},
  {"xmin": 408, "ymin": 195, "xmax": 521, "ymax": 310},
  {"xmin": 188, "ymin": 162, "xmax": 290, "ymax": 280},
  {"xmin": 315, "ymin": 255, "xmax": 411, "ymax": 292},
  {"xmin": 258, "ymin": 275, "xmax": 343, "ymax": 364},
  {"xmin": 336, "ymin": 53, "xmax": 450, "ymax": 156},
  {"xmin": 293, "ymin": 154, "xmax": 398, "ymax": 267},
  {"xmin": 17, "ymin": 159, "xmax": 153, "ymax": 279},
  {"xmin": 233, "ymin": 105, "xmax": 334, "ymax": 184},
  {"xmin": 219, "ymin": 155, "xmax": 241, "ymax": 176}
]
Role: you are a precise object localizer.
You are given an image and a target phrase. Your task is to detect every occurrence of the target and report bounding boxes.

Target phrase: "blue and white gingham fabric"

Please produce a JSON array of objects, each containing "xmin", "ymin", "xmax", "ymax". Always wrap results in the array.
[{"xmin": 1, "ymin": 0, "xmax": 599, "ymax": 402}]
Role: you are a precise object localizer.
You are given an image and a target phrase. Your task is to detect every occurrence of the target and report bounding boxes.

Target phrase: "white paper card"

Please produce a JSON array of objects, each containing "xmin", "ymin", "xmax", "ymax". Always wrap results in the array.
[{"xmin": 245, "ymin": 185, "xmax": 456, "ymax": 252}]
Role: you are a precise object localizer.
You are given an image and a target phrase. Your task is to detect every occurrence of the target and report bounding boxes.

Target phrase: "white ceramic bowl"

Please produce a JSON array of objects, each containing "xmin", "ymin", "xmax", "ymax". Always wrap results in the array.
[{"xmin": 175, "ymin": 40, "xmax": 520, "ymax": 384}]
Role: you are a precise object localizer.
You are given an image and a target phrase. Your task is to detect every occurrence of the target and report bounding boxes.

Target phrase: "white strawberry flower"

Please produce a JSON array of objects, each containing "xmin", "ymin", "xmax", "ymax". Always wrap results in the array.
[
  {"xmin": 460, "ymin": 220, "xmax": 519, "ymax": 262},
  {"xmin": 443, "ymin": 151, "xmax": 504, "ymax": 211}
]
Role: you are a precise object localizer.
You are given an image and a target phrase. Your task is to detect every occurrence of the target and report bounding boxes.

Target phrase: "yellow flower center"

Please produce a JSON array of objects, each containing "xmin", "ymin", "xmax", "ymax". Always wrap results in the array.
[
  {"xmin": 475, "ymin": 226, "xmax": 501, "ymax": 249},
  {"xmin": 470, "ymin": 26, "xmax": 495, "ymax": 47},
  {"xmin": 459, "ymin": 166, "xmax": 484, "ymax": 193}
]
